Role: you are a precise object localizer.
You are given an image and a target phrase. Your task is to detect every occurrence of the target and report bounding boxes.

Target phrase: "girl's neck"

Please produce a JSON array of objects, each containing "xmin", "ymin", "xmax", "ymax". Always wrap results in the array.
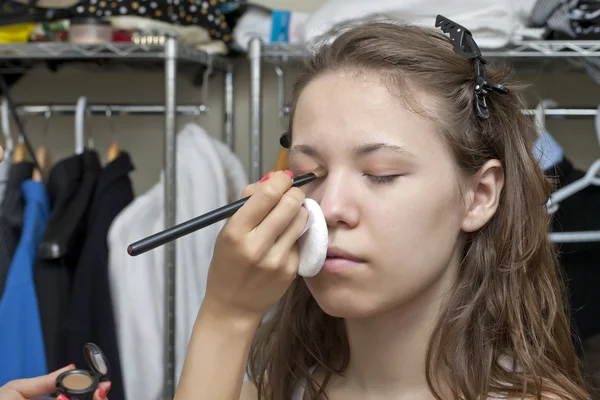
[{"xmin": 337, "ymin": 260, "xmax": 458, "ymax": 398}]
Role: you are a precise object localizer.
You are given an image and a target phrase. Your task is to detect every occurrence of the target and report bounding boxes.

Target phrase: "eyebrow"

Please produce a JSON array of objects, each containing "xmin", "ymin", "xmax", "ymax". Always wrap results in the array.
[{"xmin": 289, "ymin": 142, "xmax": 414, "ymax": 158}]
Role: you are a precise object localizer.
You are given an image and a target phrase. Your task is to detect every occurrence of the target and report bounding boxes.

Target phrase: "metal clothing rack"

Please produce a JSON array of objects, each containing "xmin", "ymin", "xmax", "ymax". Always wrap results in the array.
[
  {"xmin": 246, "ymin": 38, "xmax": 600, "ymax": 182},
  {"xmin": 0, "ymin": 39, "xmax": 234, "ymax": 400}
]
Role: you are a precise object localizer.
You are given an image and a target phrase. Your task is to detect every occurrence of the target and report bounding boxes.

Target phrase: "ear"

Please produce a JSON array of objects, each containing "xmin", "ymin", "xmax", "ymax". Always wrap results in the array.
[{"xmin": 461, "ymin": 159, "xmax": 504, "ymax": 232}]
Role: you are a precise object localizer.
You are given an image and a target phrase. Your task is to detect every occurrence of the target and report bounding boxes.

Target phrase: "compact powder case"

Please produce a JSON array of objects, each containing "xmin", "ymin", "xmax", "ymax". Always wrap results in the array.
[{"xmin": 56, "ymin": 343, "xmax": 110, "ymax": 400}]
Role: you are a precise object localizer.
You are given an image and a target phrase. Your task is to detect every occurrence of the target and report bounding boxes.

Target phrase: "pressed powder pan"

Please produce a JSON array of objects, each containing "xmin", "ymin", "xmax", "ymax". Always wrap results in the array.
[{"xmin": 56, "ymin": 343, "xmax": 110, "ymax": 400}]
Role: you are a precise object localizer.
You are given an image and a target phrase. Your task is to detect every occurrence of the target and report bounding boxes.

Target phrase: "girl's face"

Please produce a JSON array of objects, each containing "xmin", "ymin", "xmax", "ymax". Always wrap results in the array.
[{"xmin": 289, "ymin": 70, "xmax": 471, "ymax": 319}]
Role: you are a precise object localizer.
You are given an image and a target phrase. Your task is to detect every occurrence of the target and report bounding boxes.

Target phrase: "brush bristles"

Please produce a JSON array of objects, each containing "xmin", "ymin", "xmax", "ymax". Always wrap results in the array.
[{"xmin": 312, "ymin": 167, "xmax": 327, "ymax": 178}]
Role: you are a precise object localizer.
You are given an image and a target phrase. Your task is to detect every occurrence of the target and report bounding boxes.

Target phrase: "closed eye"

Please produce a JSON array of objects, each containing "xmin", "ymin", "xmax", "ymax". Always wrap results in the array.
[{"xmin": 365, "ymin": 174, "xmax": 401, "ymax": 184}]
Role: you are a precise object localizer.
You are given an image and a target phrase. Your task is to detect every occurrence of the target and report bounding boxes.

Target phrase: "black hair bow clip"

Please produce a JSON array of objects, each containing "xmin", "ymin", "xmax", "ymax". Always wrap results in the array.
[{"xmin": 435, "ymin": 15, "xmax": 509, "ymax": 120}]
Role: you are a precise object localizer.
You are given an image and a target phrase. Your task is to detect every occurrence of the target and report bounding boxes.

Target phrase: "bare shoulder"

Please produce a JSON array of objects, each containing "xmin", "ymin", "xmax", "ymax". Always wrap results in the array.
[{"xmin": 240, "ymin": 381, "xmax": 258, "ymax": 400}]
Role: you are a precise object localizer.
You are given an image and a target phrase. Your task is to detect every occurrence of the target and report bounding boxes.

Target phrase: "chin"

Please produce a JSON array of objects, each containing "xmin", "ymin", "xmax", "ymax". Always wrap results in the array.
[{"xmin": 304, "ymin": 277, "xmax": 385, "ymax": 319}]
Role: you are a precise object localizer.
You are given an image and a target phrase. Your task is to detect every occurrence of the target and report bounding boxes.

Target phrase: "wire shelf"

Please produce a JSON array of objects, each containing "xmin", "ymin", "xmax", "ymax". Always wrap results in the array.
[
  {"xmin": 260, "ymin": 40, "xmax": 600, "ymax": 63},
  {"xmin": 0, "ymin": 42, "xmax": 228, "ymax": 69},
  {"xmin": 484, "ymin": 40, "xmax": 600, "ymax": 58}
]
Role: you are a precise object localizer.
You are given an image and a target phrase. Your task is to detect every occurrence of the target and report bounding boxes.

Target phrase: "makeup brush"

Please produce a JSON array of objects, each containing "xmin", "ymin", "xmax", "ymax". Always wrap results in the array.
[{"xmin": 127, "ymin": 168, "xmax": 327, "ymax": 256}]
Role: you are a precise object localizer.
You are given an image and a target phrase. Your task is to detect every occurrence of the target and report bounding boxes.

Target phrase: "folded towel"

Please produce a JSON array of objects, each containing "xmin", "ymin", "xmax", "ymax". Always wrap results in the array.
[
  {"xmin": 297, "ymin": 198, "xmax": 328, "ymax": 277},
  {"xmin": 233, "ymin": 6, "xmax": 309, "ymax": 51}
]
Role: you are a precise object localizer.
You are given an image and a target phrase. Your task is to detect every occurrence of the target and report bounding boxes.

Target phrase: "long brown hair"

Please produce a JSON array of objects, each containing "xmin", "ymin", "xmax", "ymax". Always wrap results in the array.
[{"xmin": 248, "ymin": 21, "xmax": 591, "ymax": 400}]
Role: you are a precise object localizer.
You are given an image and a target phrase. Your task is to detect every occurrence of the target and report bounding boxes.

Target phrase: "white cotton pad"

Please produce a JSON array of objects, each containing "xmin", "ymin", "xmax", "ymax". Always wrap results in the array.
[{"xmin": 297, "ymin": 198, "xmax": 328, "ymax": 277}]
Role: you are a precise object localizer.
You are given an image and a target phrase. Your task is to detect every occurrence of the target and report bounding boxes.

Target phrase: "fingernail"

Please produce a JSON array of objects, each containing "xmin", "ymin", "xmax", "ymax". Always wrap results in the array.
[
  {"xmin": 284, "ymin": 170, "xmax": 294, "ymax": 179},
  {"xmin": 58, "ymin": 395, "xmax": 69, "ymax": 400},
  {"xmin": 259, "ymin": 171, "xmax": 274, "ymax": 183},
  {"xmin": 98, "ymin": 387, "xmax": 107, "ymax": 399}
]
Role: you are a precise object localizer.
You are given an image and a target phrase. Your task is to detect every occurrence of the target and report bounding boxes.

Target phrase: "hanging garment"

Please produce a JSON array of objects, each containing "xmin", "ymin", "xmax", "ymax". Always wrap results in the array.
[
  {"xmin": 546, "ymin": 158, "xmax": 600, "ymax": 345},
  {"xmin": 58, "ymin": 152, "xmax": 134, "ymax": 400},
  {"xmin": 0, "ymin": 161, "xmax": 33, "ymax": 299},
  {"xmin": 35, "ymin": 150, "xmax": 101, "ymax": 373},
  {"xmin": 108, "ymin": 123, "xmax": 247, "ymax": 400},
  {"xmin": 0, "ymin": 179, "xmax": 50, "ymax": 386}
]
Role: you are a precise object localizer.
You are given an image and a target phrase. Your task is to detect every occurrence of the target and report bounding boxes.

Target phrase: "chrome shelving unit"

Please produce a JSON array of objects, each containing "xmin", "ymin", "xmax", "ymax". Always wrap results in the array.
[
  {"xmin": 0, "ymin": 41, "xmax": 229, "ymax": 66},
  {"xmin": 0, "ymin": 38, "xmax": 234, "ymax": 400},
  {"xmin": 247, "ymin": 38, "xmax": 600, "ymax": 182}
]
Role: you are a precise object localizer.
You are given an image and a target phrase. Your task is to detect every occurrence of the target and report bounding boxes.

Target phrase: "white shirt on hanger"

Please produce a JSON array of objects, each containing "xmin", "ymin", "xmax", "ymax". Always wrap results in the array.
[{"xmin": 107, "ymin": 123, "xmax": 248, "ymax": 400}]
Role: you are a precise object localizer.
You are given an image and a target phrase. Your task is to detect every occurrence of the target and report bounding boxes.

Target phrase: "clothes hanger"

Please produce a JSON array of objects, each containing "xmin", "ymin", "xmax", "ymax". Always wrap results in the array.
[
  {"xmin": 0, "ymin": 75, "xmax": 44, "ymax": 178},
  {"xmin": 32, "ymin": 109, "xmax": 52, "ymax": 183},
  {"xmin": 10, "ymin": 97, "xmax": 29, "ymax": 163},
  {"xmin": 2, "ymin": 96, "xmax": 29, "ymax": 164},
  {"xmin": 74, "ymin": 96, "xmax": 87, "ymax": 155},
  {"xmin": 105, "ymin": 108, "xmax": 119, "ymax": 164},
  {"xmin": 546, "ymin": 105, "xmax": 600, "ymax": 215},
  {"xmin": 534, "ymin": 99, "xmax": 557, "ymax": 136},
  {"xmin": 1, "ymin": 97, "xmax": 13, "ymax": 159},
  {"xmin": 533, "ymin": 99, "xmax": 565, "ymax": 173},
  {"xmin": 548, "ymin": 104, "xmax": 600, "ymax": 243}
]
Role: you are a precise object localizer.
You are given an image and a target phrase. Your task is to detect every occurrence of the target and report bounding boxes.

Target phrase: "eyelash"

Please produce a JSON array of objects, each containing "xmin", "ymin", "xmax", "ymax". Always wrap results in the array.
[{"xmin": 365, "ymin": 174, "xmax": 401, "ymax": 184}]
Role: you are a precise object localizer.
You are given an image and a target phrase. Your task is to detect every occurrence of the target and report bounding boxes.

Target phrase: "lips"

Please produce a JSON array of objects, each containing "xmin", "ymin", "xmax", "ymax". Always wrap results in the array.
[
  {"xmin": 326, "ymin": 247, "xmax": 365, "ymax": 262},
  {"xmin": 322, "ymin": 247, "xmax": 365, "ymax": 274}
]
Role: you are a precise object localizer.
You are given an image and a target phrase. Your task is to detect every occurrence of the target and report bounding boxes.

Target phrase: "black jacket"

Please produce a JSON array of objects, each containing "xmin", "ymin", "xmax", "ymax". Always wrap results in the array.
[
  {"xmin": 35, "ymin": 150, "xmax": 101, "ymax": 372},
  {"xmin": 547, "ymin": 158, "xmax": 600, "ymax": 344},
  {"xmin": 58, "ymin": 152, "xmax": 134, "ymax": 400}
]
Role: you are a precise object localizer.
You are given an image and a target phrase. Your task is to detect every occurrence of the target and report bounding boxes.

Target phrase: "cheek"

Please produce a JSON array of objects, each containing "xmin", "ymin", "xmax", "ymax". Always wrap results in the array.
[
  {"xmin": 305, "ymin": 170, "xmax": 465, "ymax": 318},
  {"xmin": 370, "ymin": 173, "xmax": 463, "ymax": 239},
  {"xmin": 365, "ymin": 174, "xmax": 464, "ymax": 293}
]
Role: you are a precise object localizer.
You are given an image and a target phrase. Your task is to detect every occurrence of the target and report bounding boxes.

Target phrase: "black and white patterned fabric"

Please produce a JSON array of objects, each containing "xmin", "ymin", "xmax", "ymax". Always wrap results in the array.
[
  {"xmin": 529, "ymin": 0, "xmax": 600, "ymax": 84},
  {"xmin": 0, "ymin": 0, "xmax": 241, "ymax": 46}
]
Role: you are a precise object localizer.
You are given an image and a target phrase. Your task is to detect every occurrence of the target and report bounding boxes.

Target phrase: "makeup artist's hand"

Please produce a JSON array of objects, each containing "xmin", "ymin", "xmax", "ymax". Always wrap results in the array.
[
  {"xmin": 204, "ymin": 169, "xmax": 309, "ymax": 321},
  {"xmin": 0, "ymin": 365, "xmax": 112, "ymax": 400}
]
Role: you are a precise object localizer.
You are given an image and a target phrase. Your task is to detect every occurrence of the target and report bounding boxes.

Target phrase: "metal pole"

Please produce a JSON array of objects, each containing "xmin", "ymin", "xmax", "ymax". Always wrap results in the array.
[
  {"xmin": 249, "ymin": 37, "xmax": 262, "ymax": 182},
  {"xmin": 163, "ymin": 35, "xmax": 178, "ymax": 400},
  {"xmin": 521, "ymin": 108, "xmax": 600, "ymax": 118},
  {"xmin": 224, "ymin": 63, "xmax": 235, "ymax": 151}
]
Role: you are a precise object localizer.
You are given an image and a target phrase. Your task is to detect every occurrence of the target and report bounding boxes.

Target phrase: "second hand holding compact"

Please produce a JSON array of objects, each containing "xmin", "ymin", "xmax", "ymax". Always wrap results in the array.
[{"xmin": 127, "ymin": 168, "xmax": 327, "ymax": 256}]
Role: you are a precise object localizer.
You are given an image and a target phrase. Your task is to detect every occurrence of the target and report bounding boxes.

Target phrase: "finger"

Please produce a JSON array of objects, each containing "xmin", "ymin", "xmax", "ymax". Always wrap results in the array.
[
  {"xmin": 251, "ymin": 186, "xmax": 305, "ymax": 247},
  {"xmin": 93, "ymin": 381, "xmax": 111, "ymax": 400},
  {"xmin": 239, "ymin": 170, "xmax": 274, "ymax": 199},
  {"xmin": 260, "ymin": 206, "xmax": 308, "ymax": 275},
  {"xmin": 230, "ymin": 170, "xmax": 293, "ymax": 230},
  {"xmin": 272, "ymin": 205, "xmax": 309, "ymax": 252},
  {"xmin": 239, "ymin": 182, "xmax": 259, "ymax": 199},
  {"xmin": 99, "ymin": 381, "xmax": 111, "ymax": 395},
  {"xmin": 5, "ymin": 365, "xmax": 75, "ymax": 398}
]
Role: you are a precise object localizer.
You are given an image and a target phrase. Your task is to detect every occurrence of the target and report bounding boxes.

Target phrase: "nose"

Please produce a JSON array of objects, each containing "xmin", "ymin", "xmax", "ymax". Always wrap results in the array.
[{"xmin": 315, "ymin": 171, "xmax": 360, "ymax": 229}]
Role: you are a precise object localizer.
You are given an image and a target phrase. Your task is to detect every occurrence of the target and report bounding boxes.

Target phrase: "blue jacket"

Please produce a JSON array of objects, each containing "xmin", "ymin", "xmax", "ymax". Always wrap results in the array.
[{"xmin": 0, "ymin": 179, "xmax": 50, "ymax": 385}]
